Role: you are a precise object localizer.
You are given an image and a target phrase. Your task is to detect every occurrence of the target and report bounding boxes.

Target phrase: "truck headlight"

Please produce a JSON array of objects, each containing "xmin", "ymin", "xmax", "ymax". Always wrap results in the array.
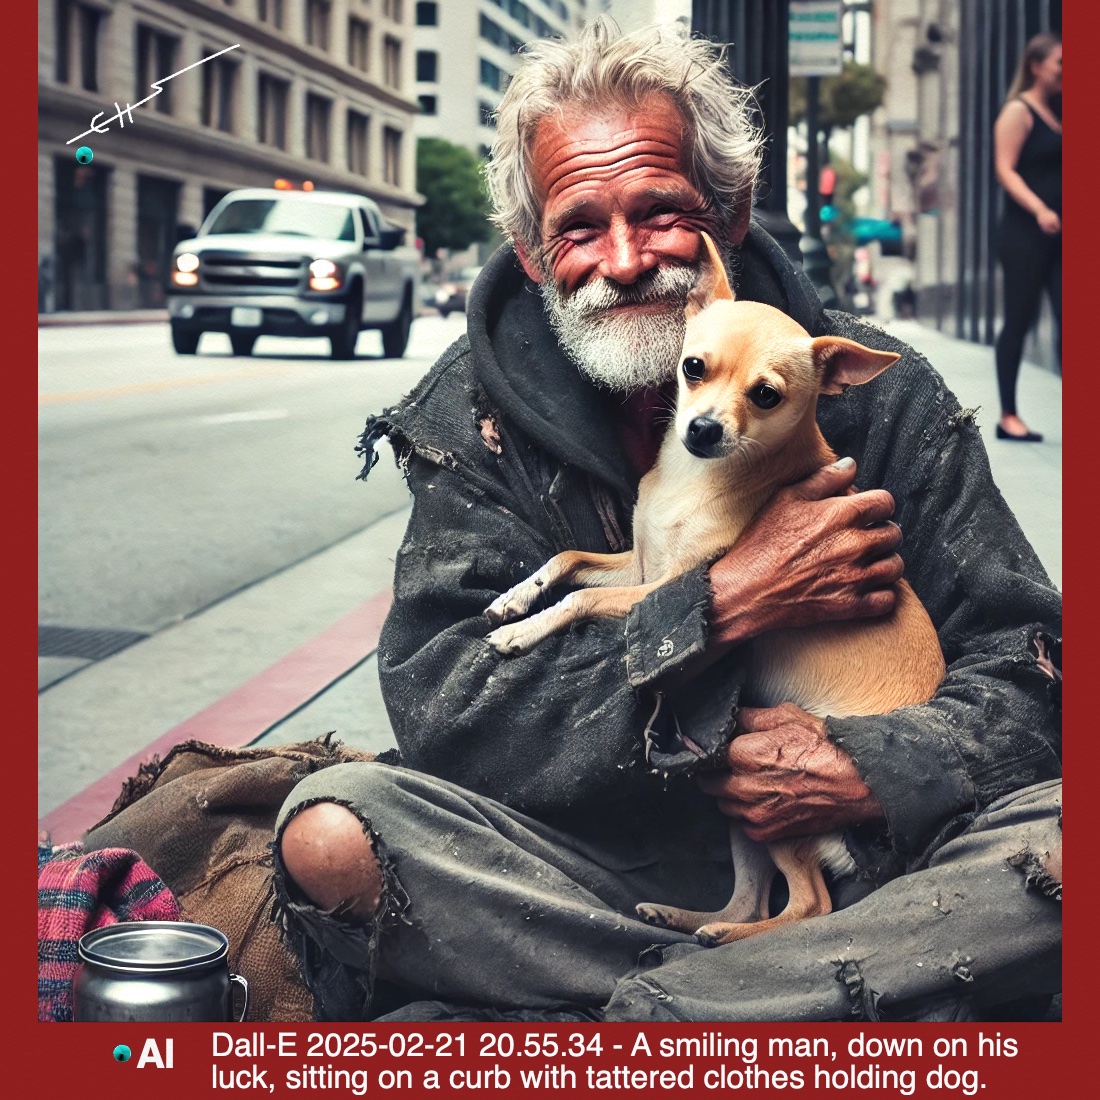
[
  {"xmin": 309, "ymin": 259, "xmax": 341, "ymax": 291},
  {"xmin": 173, "ymin": 253, "xmax": 200, "ymax": 286}
]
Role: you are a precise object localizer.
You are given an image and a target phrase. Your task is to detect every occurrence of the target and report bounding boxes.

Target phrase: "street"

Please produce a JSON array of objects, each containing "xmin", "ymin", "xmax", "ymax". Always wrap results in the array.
[{"xmin": 39, "ymin": 317, "xmax": 462, "ymax": 690}]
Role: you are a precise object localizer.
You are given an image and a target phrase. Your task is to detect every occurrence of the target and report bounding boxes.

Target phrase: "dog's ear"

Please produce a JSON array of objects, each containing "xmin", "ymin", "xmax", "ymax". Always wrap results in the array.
[
  {"xmin": 812, "ymin": 337, "xmax": 901, "ymax": 394},
  {"xmin": 685, "ymin": 232, "xmax": 735, "ymax": 319}
]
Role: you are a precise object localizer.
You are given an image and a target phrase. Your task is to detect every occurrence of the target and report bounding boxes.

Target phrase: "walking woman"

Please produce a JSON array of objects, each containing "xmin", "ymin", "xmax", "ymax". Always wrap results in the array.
[{"xmin": 993, "ymin": 33, "xmax": 1061, "ymax": 443}]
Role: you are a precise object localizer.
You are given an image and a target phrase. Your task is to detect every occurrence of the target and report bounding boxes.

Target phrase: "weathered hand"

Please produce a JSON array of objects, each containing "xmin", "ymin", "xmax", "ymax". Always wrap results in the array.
[
  {"xmin": 707, "ymin": 457, "xmax": 904, "ymax": 647},
  {"xmin": 697, "ymin": 703, "xmax": 884, "ymax": 842}
]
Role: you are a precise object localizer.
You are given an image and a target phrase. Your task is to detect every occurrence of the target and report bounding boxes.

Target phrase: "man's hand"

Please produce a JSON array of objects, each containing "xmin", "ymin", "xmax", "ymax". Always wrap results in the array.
[
  {"xmin": 707, "ymin": 458, "xmax": 904, "ymax": 648},
  {"xmin": 697, "ymin": 703, "xmax": 885, "ymax": 842}
]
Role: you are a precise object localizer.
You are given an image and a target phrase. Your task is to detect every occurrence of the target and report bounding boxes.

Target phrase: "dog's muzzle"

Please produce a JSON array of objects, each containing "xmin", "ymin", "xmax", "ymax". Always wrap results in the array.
[{"xmin": 684, "ymin": 415, "xmax": 724, "ymax": 458}]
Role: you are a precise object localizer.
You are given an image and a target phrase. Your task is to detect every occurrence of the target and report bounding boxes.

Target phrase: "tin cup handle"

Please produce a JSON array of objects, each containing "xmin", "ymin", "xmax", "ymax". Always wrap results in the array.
[{"xmin": 230, "ymin": 973, "xmax": 249, "ymax": 1022}]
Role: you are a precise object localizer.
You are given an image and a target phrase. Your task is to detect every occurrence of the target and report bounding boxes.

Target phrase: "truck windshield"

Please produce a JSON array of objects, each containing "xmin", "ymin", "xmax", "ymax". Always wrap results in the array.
[{"xmin": 206, "ymin": 199, "xmax": 356, "ymax": 241}]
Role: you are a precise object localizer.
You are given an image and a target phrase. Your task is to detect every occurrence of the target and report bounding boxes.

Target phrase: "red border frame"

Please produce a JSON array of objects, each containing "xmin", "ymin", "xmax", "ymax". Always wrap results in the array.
[{"xmin": 24, "ymin": 2, "xmax": 1079, "ymax": 1096}]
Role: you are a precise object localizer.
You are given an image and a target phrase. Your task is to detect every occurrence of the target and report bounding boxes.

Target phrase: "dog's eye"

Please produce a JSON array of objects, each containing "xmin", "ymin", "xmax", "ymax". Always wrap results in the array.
[
  {"xmin": 682, "ymin": 357, "xmax": 706, "ymax": 382},
  {"xmin": 749, "ymin": 383, "xmax": 782, "ymax": 409}
]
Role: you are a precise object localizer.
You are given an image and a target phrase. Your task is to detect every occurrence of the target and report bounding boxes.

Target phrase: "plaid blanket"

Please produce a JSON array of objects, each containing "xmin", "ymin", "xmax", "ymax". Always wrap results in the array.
[{"xmin": 38, "ymin": 841, "xmax": 181, "ymax": 1022}]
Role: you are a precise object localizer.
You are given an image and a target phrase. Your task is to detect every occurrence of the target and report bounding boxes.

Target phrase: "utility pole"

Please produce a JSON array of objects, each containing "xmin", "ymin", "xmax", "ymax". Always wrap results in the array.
[
  {"xmin": 804, "ymin": 75, "xmax": 822, "ymax": 240},
  {"xmin": 691, "ymin": 0, "xmax": 802, "ymax": 263}
]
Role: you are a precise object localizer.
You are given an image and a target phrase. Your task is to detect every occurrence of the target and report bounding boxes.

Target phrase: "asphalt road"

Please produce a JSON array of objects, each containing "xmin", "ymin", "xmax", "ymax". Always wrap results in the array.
[{"xmin": 39, "ymin": 316, "xmax": 464, "ymax": 689}]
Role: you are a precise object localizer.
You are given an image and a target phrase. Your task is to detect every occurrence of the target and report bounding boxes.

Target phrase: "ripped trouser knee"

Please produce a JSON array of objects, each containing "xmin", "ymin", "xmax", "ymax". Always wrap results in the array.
[
  {"xmin": 272, "ymin": 762, "xmax": 709, "ymax": 1021},
  {"xmin": 273, "ymin": 763, "xmax": 410, "ymax": 1021},
  {"xmin": 603, "ymin": 779, "xmax": 1062, "ymax": 1023}
]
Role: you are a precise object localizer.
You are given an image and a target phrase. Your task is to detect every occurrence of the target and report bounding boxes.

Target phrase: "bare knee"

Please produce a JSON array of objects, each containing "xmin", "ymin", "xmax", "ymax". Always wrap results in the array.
[{"xmin": 280, "ymin": 802, "xmax": 383, "ymax": 920}]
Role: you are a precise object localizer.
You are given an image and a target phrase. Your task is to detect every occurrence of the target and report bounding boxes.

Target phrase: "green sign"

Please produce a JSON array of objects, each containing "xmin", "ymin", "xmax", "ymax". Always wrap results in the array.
[{"xmin": 789, "ymin": 1, "xmax": 843, "ymax": 76}]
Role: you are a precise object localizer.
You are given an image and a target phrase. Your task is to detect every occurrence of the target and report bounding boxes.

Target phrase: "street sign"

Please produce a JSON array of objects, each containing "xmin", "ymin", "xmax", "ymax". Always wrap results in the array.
[{"xmin": 789, "ymin": 1, "xmax": 844, "ymax": 77}]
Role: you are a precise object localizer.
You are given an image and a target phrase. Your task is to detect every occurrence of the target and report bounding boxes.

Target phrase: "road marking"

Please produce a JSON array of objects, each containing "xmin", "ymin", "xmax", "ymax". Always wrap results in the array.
[
  {"xmin": 38, "ymin": 589, "xmax": 393, "ymax": 844},
  {"xmin": 199, "ymin": 409, "xmax": 290, "ymax": 424},
  {"xmin": 38, "ymin": 364, "xmax": 300, "ymax": 406}
]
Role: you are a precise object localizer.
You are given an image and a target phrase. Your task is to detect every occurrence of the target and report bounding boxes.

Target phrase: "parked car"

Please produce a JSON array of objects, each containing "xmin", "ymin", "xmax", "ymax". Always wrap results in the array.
[
  {"xmin": 434, "ymin": 266, "xmax": 484, "ymax": 317},
  {"xmin": 166, "ymin": 187, "xmax": 421, "ymax": 359}
]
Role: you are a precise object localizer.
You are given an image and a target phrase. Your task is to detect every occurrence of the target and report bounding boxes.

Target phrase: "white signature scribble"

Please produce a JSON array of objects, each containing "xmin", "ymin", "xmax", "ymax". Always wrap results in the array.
[{"xmin": 66, "ymin": 44, "xmax": 242, "ymax": 145}]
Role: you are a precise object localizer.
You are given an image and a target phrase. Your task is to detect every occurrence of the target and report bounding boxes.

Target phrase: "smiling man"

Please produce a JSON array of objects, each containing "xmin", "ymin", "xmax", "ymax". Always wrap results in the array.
[{"xmin": 272, "ymin": 18, "xmax": 1061, "ymax": 1023}]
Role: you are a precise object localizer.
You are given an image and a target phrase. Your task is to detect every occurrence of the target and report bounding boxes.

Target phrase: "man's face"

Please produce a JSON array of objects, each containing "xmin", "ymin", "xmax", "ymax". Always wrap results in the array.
[{"xmin": 518, "ymin": 95, "xmax": 727, "ymax": 392}]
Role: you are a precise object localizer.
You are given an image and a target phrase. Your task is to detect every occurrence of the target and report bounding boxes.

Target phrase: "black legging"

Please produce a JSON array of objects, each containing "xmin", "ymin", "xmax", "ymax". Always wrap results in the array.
[{"xmin": 995, "ymin": 214, "xmax": 1062, "ymax": 417}]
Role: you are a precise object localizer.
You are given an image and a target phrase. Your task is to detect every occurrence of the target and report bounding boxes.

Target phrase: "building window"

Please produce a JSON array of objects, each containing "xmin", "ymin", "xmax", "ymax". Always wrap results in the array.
[
  {"xmin": 479, "ymin": 58, "xmax": 506, "ymax": 93},
  {"xmin": 136, "ymin": 26, "xmax": 179, "ymax": 114},
  {"xmin": 383, "ymin": 126, "xmax": 402, "ymax": 187},
  {"xmin": 347, "ymin": 110, "xmax": 370, "ymax": 176},
  {"xmin": 201, "ymin": 51, "xmax": 238, "ymax": 133},
  {"xmin": 416, "ymin": 50, "xmax": 437, "ymax": 83},
  {"xmin": 306, "ymin": 93, "xmax": 332, "ymax": 162},
  {"xmin": 478, "ymin": 101, "xmax": 496, "ymax": 128},
  {"xmin": 257, "ymin": 0, "xmax": 284, "ymax": 28},
  {"xmin": 348, "ymin": 17, "xmax": 371, "ymax": 72},
  {"xmin": 415, "ymin": 2, "xmax": 437, "ymax": 26},
  {"xmin": 480, "ymin": 14, "xmax": 523, "ymax": 54},
  {"xmin": 486, "ymin": 0, "xmax": 556, "ymax": 38},
  {"xmin": 383, "ymin": 36, "xmax": 402, "ymax": 90},
  {"xmin": 305, "ymin": 0, "xmax": 331, "ymax": 51},
  {"xmin": 383, "ymin": 0, "xmax": 404, "ymax": 22},
  {"xmin": 419, "ymin": 94, "xmax": 437, "ymax": 115},
  {"xmin": 56, "ymin": 0, "xmax": 104, "ymax": 93},
  {"xmin": 257, "ymin": 73, "xmax": 289, "ymax": 149}
]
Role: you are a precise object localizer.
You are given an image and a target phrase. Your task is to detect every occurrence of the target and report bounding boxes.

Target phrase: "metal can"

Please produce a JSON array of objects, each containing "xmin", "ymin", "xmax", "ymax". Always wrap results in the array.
[{"xmin": 74, "ymin": 921, "xmax": 249, "ymax": 1022}]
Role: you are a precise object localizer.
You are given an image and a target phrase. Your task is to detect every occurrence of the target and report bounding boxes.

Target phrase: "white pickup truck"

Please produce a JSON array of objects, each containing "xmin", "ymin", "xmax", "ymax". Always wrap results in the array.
[{"xmin": 166, "ymin": 188, "xmax": 421, "ymax": 359}]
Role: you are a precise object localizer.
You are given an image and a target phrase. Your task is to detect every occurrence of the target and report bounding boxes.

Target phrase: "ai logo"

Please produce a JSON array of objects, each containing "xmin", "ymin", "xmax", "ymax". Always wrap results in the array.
[{"xmin": 136, "ymin": 1038, "xmax": 174, "ymax": 1069}]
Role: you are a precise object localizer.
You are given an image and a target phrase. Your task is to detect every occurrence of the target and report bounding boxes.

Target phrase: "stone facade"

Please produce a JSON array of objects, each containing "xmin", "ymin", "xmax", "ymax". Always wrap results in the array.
[{"xmin": 39, "ymin": 0, "xmax": 420, "ymax": 311}]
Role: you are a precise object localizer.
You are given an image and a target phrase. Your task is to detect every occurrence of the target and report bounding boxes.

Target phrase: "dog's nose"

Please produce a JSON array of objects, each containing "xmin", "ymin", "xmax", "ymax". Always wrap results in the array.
[{"xmin": 685, "ymin": 416, "xmax": 724, "ymax": 457}]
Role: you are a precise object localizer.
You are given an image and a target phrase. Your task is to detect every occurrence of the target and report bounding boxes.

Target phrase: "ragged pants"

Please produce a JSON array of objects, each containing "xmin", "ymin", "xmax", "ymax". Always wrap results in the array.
[{"xmin": 272, "ymin": 765, "xmax": 1061, "ymax": 1022}]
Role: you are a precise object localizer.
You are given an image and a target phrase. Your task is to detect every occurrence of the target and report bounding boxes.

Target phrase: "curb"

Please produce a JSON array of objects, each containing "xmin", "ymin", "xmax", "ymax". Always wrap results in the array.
[{"xmin": 39, "ymin": 311, "xmax": 170, "ymax": 327}]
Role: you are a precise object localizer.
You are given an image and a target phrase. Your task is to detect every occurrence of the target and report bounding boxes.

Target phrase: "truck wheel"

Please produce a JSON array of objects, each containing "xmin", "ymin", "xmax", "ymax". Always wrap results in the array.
[
  {"xmin": 171, "ymin": 323, "xmax": 200, "ymax": 355},
  {"xmin": 330, "ymin": 288, "xmax": 362, "ymax": 360},
  {"xmin": 230, "ymin": 333, "xmax": 257, "ymax": 356},
  {"xmin": 381, "ymin": 288, "xmax": 413, "ymax": 359}
]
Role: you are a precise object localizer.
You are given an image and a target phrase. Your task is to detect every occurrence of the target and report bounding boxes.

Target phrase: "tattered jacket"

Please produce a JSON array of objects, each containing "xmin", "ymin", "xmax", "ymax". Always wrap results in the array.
[{"xmin": 360, "ymin": 224, "xmax": 1061, "ymax": 876}]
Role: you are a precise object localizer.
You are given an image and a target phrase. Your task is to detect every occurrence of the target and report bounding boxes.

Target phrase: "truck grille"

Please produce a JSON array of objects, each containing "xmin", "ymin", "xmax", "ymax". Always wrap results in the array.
[{"xmin": 200, "ymin": 252, "xmax": 306, "ymax": 290}]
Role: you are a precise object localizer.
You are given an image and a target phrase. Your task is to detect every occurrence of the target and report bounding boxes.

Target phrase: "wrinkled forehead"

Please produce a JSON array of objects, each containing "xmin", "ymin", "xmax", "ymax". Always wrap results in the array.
[{"xmin": 528, "ymin": 94, "xmax": 694, "ymax": 208}]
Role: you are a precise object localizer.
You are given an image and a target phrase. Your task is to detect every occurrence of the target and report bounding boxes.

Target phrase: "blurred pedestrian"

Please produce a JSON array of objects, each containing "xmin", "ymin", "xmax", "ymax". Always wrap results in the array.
[{"xmin": 992, "ymin": 33, "xmax": 1061, "ymax": 443}]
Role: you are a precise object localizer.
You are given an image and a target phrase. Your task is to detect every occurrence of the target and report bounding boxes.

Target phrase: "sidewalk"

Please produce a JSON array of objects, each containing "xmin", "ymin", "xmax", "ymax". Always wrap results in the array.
[
  {"xmin": 39, "ymin": 310, "xmax": 169, "ymax": 327},
  {"xmin": 38, "ymin": 320, "xmax": 1060, "ymax": 843},
  {"xmin": 878, "ymin": 318, "xmax": 1060, "ymax": 588}
]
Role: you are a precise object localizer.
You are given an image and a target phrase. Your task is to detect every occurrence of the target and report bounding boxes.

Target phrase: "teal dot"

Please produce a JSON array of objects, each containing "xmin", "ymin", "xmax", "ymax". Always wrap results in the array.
[
  {"xmin": 75, "ymin": 146, "xmax": 94, "ymax": 165},
  {"xmin": 113, "ymin": 1045, "xmax": 131, "ymax": 1063}
]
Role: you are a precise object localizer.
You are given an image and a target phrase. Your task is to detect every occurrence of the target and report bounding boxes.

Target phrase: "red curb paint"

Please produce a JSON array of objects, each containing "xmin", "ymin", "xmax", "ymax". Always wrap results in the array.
[{"xmin": 39, "ymin": 589, "xmax": 393, "ymax": 845}]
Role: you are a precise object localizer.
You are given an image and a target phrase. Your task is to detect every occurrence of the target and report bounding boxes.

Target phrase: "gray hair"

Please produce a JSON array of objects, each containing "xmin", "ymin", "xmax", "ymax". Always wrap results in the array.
[{"xmin": 485, "ymin": 15, "xmax": 764, "ymax": 253}]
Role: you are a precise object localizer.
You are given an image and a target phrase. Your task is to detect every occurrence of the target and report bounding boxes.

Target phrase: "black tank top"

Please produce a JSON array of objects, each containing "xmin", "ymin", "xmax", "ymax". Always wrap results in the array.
[{"xmin": 1007, "ymin": 100, "xmax": 1062, "ymax": 216}]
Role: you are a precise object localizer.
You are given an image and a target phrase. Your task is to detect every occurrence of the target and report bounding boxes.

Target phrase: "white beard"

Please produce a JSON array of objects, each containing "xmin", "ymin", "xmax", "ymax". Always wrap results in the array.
[{"xmin": 540, "ymin": 264, "xmax": 699, "ymax": 393}]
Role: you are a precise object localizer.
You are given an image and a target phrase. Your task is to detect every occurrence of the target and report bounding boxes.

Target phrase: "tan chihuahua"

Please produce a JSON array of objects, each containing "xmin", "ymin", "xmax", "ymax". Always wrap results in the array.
[{"xmin": 484, "ymin": 233, "xmax": 945, "ymax": 944}]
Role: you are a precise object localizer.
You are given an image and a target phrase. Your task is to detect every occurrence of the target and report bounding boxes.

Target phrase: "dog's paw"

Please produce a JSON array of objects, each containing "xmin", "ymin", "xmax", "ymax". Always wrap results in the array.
[
  {"xmin": 694, "ymin": 921, "xmax": 762, "ymax": 947},
  {"xmin": 484, "ymin": 580, "xmax": 543, "ymax": 626},
  {"xmin": 635, "ymin": 902, "xmax": 703, "ymax": 931},
  {"xmin": 634, "ymin": 903, "xmax": 670, "ymax": 927},
  {"xmin": 486, "ymin": 623, "xmax": 537, "ymax": 656}
]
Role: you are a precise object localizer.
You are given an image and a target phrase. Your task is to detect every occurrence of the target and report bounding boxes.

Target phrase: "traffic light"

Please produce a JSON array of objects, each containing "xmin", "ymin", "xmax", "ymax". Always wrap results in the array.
[{"xmin": 818, "ymin": 166, "xmax": 837, "ymax": 224}]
